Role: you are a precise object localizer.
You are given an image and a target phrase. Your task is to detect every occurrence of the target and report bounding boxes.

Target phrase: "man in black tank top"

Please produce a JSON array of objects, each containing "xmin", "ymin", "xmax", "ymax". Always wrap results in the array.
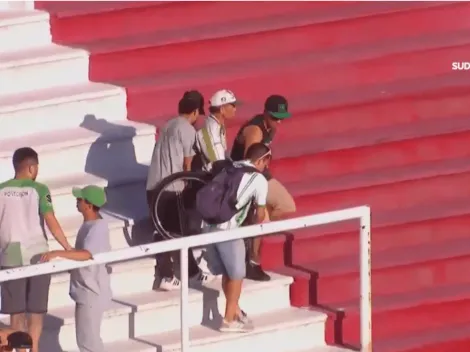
[{"xmin": 231, "ymin": 95, "xmax": 296, "ymax": 281}]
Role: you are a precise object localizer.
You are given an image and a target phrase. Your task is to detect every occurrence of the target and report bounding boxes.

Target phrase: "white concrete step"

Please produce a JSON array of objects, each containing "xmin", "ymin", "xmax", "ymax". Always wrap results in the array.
[
  {"xmin": 0, "ymin": 10, "xmax": 51, "ymax": 52},
  {"xmin": 39, "ymin": 273, "xmax": 295, "ymax": 351},
  {"xmin": 0, "ymin": 82, "xmax": 126, "ymax": 139},
  {"xmin": 0, "ymin": 1, "xmax": 35, "ymax": 11},
  {"xmin": 72, "ymin": 306, "xmax": 328, "ymax": 352},
  {"xmin": 48, "ymin": 257, "xmax": 157, "ymax": 310},
  {"xmin": 0, "ymin": 119, "xmax": 155, "ymax": 182},
  {"xmin": 0, "ymin": 44, "xmax": 89, "ymax": 95}
]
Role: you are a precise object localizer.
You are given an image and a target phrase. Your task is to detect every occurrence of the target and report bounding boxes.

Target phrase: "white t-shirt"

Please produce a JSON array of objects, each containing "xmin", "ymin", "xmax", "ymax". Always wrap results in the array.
[{"xmin": 202, "ymin": 160, "xmax": 268, "ymax": 231}]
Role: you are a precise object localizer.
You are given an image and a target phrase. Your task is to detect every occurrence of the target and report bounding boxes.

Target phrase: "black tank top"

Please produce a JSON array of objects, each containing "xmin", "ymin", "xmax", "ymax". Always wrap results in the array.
[{"xmin": 231, "ymin": 114, "xmax": 275, "ymax": 180}]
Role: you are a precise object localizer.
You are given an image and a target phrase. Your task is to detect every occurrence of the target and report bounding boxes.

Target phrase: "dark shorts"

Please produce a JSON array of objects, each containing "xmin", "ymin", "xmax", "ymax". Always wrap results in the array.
[{"xmin": 1, "ymin": 268, "xmax": 51, "ymax": 314}]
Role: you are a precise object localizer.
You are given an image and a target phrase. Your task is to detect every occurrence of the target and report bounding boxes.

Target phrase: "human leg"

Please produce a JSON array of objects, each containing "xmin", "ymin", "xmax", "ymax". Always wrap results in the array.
[
  {"xmin": 215, "ymin": 239, "xmax": 252, "ymax": 332},
  {"xmin": 148, "ymin": 190, "xmax": 178, "ymax": 289},
  {"xmin": 159, "ymin": 191, "xmax": 206, "ymax": 286},
  {"xmin": 75, "ymin": 302, "xmax": 105, "ymax": 352},
  {"xmin": 266, "ymin": 178, "xmax": 296, "ymax": 220},
  {"xmin": 26, "ymin": 273, "xmax": 51, "ymax": 352},
  {"xmin": 246, "ymin": 179, "xmax": 295, "ymax": 281},
  {"xmin": 245, "ymin": 210, "xmax": 271, "ymax": 282},
  {"xmin": 1, "ymin": 276, "xmax": 27, "ymax": 352}
]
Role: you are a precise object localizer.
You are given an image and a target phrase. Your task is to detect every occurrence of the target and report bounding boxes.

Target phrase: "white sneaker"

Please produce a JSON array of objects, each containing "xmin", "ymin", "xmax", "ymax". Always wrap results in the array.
[
  {"xmin": 159, "ymin": 276, "xmax": 181, "ymax": 291},
  {"xmin": 219, "ymin": 319, "xmax": 253, "ymax": 333},
  {"xmin": 191, "ymin": 272, "xmax": 217, "ymax": 285},
  {"xmin": 238, "ymin": 310, "xmax": 252, "ymax": 325}
]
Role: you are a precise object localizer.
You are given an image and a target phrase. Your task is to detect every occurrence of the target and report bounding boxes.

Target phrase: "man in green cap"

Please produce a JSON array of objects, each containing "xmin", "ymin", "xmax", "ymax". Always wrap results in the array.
[
  {"xmin": 41, "ymin": 185, "xmax": 111, "ymax": 352},
  {"xmin": 230, "ymin": 95, "xmax": 296, "ymax": 282}
]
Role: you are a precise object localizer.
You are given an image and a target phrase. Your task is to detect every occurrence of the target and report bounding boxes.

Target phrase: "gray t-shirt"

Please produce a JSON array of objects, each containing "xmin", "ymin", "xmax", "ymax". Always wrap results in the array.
[
  {"xmin": 69, "ymin": 219, "xmax": 112, "ymax": 305},
  {"xmin": 146, "ymin": 116, "xmax": 196, "ymax": 192}
]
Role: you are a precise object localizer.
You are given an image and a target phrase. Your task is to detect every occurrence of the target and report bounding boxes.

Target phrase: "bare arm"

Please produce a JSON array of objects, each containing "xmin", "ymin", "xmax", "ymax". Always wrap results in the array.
[
  {"xmin": 181, "ymin": 124, "xmax": 197, "ymax": 171},
  {"xmin": 43, "ymin": 213, "xmax": 72, "ymax": 250},
  {"xmin": 242, "ymin": 125, "xmax": 263, "ymax": 157},
  {"xmin": 183, "ymin": 156, "xmax": 193, "ymax": 171},
  {"xmin": 253, "ymin": 175, "xmax": 269, "ymax": 223},
  {"xmin": 41, "ymin": 249, "xmax": 92, "ymax": 262},
  {"xmin": 255, "ymin": 206, "xmax": 267, "ymax": 224}
]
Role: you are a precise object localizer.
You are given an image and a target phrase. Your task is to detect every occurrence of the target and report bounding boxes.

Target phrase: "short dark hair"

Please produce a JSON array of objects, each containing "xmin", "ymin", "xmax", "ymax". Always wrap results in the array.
[
  {"xmin": 245, "ymin": 143, "xmax": 271, "ymax": 162},
  {"xmin": 12, "ymin": 147, "xmax": 38, "ymax": 172},
  {"xmin": 179, "ymin": 90, "xmax": 204, "ymax": 115},
  {"xmin": 84, "ymin": 199, "xmax": 100, "ymax": 213}
]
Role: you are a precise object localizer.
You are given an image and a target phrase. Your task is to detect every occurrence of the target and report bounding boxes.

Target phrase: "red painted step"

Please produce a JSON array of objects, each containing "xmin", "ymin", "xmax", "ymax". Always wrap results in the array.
[
  {"xmin": 34, "ymin": 1, "xmax": 154, "ymax": 17},
  {"xmin": 269, "ymin": 122, "xmax": 470, "ymax": 184},
  {"xmin": 294, "ymin": 170, "xmax": 470, "ymax": 217},
  {"xmin": 261, "ymin": 198, "xmax": 470, "ymax": 268},
  {"xmin": 257, "ymin": 94, "xmax": 470, "ymax": 144},
  {"xmin": 48, "ymin": 2, "xmax": 347, "ymax": 44},
  {"xmin": 44, "ymin": 2, "xmax": 448, "ymax": 45},
  {"xmin": 375, "ymin": 324, "xmax": 470, "ymax": 352},
  {"xmin": 267, "ymin": 87, "xmax": 470, "ymax": 145},
  {"xmin": 125, "ymin": 44, "xmax": 470, "ymax": 122},
  {"xmin": 138, "ymin": 72, "xmax": 470, "ymax": 125},
  {"xmin": 291, "ymin": 209, "xmax": 470, "ymax": 264},
  {"xmin": 84, "ymin": 3, "xmax": 470, "ymax": 82},
  {"xmin": 291, "ymin": 237, "xmax": 470, "ymax": 305},
  {"xmin": 287, "ymin": 153, "xmax": 470, "ymax": 202},
  {"xmin": 261, "ymin": 160, "xmax": 470, "ymax": 268},
  {"xmin": 324, "ymin": 283, "xmax": 470, "ymax": 347}
]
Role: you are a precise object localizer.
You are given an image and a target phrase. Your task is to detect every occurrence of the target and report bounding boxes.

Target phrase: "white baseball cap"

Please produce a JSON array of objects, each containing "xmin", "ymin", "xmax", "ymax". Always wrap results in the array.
[{"xmin": 209, "ymin": 89, "xmax": 238, "ymax": 107}]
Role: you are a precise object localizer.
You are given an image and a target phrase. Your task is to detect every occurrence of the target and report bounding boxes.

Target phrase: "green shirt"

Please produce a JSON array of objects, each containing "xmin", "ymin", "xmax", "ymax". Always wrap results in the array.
[{"xmin": 0, "ymin": 179, "xmax": 53, "ymax": 266}]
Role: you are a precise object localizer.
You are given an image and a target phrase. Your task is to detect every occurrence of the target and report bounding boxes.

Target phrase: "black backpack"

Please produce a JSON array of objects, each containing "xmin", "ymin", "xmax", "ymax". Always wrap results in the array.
[{"xmin": 195, "ymin": 160, "xmax": 259, "ymax": 225}]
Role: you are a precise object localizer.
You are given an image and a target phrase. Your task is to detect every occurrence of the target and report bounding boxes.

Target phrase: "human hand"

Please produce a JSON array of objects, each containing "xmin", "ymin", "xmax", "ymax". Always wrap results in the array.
[{"xmin": 40, "ymin": 250, "xmax": 60, "ymax": 263}]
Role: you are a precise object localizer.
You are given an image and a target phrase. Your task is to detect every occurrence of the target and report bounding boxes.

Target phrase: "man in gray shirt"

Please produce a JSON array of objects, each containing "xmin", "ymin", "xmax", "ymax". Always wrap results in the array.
[
  {"xmin": 42, "ymin": 185, "xmax": 110, "ymax": 352},
  {"xmin": 146, "ymin": 91, "xmax": 212, "ymax": 291}
]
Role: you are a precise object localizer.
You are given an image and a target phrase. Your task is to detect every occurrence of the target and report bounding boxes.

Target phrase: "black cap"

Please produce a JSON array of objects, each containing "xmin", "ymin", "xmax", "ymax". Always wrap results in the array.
[
  {"xmin": 180, "ymin": 90, "xmax": 205, "ymax": 115},
  {"xmin": 264, "ymin": 95, "xmax": 291, "ymax": 119},
  {"xmin": 7, "ymin": 331, "xmax": 33, "ymax": 349}
]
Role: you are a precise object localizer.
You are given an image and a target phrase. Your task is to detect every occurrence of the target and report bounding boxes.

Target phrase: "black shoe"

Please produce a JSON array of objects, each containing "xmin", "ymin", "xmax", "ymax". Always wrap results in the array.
[{"xmin": 246, "ymin": 262, "xmax": 271, "ymax": 281}]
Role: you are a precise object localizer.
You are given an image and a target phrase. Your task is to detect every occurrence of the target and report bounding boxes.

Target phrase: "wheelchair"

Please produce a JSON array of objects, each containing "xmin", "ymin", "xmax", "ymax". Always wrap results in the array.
[
  {"xmin": 149, "ymin": 171, "xmax": 212, "ymax": 240},
  {"xmin": 149, "ymin": 166, "xmax": 257, "ymax": 258}
]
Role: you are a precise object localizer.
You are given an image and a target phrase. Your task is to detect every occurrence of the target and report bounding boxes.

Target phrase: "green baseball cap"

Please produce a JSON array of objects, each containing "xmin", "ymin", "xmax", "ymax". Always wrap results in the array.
[
  {"xmin": 72, "ymin": 185, "xmax": 107, "ymax": 208},
  {"xmin": 264, "ymin": 95, "xmax": 291, "ymax": 119}
]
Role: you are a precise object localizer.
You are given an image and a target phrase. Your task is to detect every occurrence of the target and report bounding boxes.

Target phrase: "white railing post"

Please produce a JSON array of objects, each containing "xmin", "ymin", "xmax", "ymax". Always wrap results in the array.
[
  {"xmin": 360, "ymin": 208, "xmax": 372, "ymax": 352},
  {"xmin": 180, "ymin": 247, "xmax": 190, "ymax": 352}
]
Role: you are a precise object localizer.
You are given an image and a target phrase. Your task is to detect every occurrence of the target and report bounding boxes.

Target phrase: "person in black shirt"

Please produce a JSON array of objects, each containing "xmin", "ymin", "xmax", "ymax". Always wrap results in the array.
[{"xmin": 231, "ymin": 95, "xmax": 296, "ymax": 281}]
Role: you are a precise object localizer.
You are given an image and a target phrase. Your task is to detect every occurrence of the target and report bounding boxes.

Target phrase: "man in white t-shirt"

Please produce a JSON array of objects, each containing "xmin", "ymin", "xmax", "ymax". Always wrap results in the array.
[{"xmin": 203, "ymin": 143, "xmax": 271, "ymax": 333}]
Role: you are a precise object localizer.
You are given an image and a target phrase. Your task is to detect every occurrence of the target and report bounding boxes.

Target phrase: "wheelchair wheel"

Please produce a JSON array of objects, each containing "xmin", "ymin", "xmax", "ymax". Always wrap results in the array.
[{"xmin": 150, "ymin": 171, "xmax": 211, "ymax": 240}]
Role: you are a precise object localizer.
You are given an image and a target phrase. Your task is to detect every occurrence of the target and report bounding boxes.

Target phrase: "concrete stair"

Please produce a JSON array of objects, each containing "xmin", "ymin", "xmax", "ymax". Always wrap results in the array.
[
  {"xmin": 0, "ymin": 4, "xmax": 347, "ymax": 352},
  {"xmin": 0, "ymin": 272, "xmax": 338, "ymax": 352},
  {"xmin": 0, "ymin": 10, "xmax": 51, "ymax": 52},
  {"xmin": 3, "ymin": 1, "xmax": 470, "ymax": 351}
]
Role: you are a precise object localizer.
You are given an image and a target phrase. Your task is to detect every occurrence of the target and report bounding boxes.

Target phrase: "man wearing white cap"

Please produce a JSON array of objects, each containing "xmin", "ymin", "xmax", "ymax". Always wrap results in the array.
[
  {"xmin": 194, "ymin": 89, "xmax": 238, "ymax": 171},
  {"xmin": 193, "ymin": 89, "xmax": 238, "ymax": 278}
]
